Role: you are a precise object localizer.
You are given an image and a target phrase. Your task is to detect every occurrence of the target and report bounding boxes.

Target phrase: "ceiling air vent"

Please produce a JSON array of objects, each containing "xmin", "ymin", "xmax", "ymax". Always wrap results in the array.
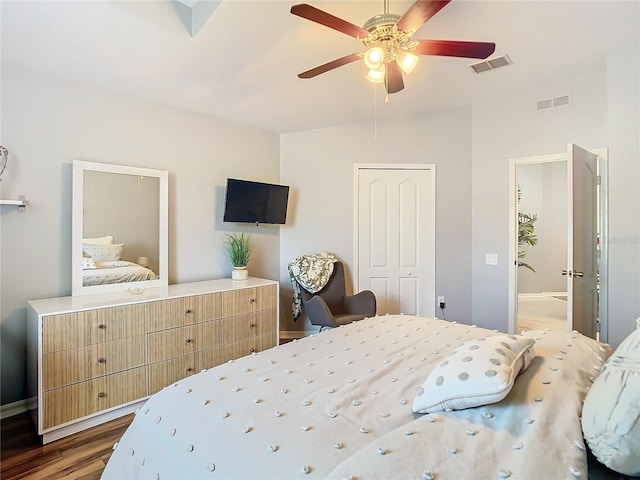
[
  {"xmin": 469, "ymin": 55, "xmax": 511, "ymax": 73},
  {"xmin": 537, "ymin": 95, "xmax": 571, "ymax": 111}
]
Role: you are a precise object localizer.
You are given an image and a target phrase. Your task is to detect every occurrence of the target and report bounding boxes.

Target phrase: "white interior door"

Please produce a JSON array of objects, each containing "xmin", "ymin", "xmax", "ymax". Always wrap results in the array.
[
  {"xmin": 566, "ymin": 143, "xmax": 599, "ymax": 337},
  {"xmin": 355, "ymin": 166, "xmax": 435, "ymax": 316}
]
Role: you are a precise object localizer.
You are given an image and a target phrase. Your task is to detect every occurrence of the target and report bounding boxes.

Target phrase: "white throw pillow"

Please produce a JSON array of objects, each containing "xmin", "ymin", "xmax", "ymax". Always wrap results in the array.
[
  {"xmin": 81, "ymin": 257, "xmax": 98, "ymax": 270},
  {"xmin": 413, "ymin": 334, "xmax": 536, "ymax": 413},
  {"xmin": 83, "ymin": 243, "xmax": 123, "ymax": 262},
  {"xmin": 582, "ymin": 322, "xmax": 640, "ymax": 476},
  {"xmin": 82, "ymin": 235, "xmax": 113, "ymax": 245}
]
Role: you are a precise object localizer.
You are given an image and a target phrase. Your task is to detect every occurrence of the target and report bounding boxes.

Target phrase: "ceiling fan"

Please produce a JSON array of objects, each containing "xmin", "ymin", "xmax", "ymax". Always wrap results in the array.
[{"xmin": 291, "ymin": 0, "xmax": 496, "ymax": 95}]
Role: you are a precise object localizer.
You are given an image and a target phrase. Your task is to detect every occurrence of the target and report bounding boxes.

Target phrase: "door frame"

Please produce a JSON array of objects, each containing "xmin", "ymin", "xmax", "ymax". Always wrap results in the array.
[
  {"xmin": 507, "ymin": 148, "xmax": 608, "ymax": 339},
  {"xmin": 353, "ymin": 164, "xmax": 436, "ymax": 304}
]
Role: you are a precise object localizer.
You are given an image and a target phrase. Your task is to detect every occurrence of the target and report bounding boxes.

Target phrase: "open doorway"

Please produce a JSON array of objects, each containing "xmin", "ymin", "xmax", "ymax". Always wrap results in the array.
[
  {"xmin": 516, "ymin": 161, "xmax": 567, "ymax": 332},
  {"xmin": 508, "ymin": 145, "xmax": 608, "ymax": 339}
]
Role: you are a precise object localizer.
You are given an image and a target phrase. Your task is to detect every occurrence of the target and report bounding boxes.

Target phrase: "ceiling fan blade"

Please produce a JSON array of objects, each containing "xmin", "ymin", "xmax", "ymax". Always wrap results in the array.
[
  {"xmin": 298, "ymin": 53, "xmax": 362, "ymax": 79},
  {"xmin": 291, "ymin": 4, "xmax": 370, "ymax": 39},
  {"xmin": 385, "ymin": 62, "xmax": 404, "ymax": 94},
  {"xmin": 414, "ymin": 40, "xmax": 496, "ymax": 59},
  {"xmin": 396, "ymin": 0, "xmax": 451, "ymax": 36}
]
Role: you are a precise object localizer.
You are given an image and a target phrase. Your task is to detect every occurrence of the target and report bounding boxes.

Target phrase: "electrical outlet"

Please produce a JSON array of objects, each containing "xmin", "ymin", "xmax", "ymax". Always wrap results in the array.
[
  {"xmin": 485, "ymin": 253, "xmax": 498, "ymax": 265},
  {"xmin": 438, "ymin": 296, "xmax": 445, "ymax": 309}
]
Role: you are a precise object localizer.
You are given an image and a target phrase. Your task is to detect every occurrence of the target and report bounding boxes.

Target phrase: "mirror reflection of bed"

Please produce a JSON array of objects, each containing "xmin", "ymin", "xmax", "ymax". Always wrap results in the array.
[
  {"xmin": 81, "ymin": 234, "xmax": 158, "ymax": 286},
  {"xmin": 81, "ymin": 170, "xmax": 160, "ymax": 286}
]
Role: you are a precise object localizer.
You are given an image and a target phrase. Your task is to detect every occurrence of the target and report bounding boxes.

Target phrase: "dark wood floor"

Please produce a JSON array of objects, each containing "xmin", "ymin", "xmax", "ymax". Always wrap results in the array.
[{"xmin": 0, "ymin": 412, "xmax": 133, "ymax": 480}]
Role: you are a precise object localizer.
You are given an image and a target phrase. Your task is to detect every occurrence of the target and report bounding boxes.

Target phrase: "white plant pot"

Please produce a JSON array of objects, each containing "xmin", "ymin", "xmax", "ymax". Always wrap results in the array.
[{"xmin": 232, "ymin": 266, "xmax": 248, "ymax": 281}]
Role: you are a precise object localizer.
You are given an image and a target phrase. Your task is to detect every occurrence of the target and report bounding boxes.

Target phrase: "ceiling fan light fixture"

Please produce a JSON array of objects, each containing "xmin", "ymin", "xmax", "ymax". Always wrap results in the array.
[
  {"xmin": 396, "ymin": 49, "xmax": 419, "ymax": 75},
  {"xmin": 364, "ymin": 46, "xmax": 385, "ymax": 69},
  {"xmin": 367, "ymin": 66, "xmax": 386, "ymax": 84}
]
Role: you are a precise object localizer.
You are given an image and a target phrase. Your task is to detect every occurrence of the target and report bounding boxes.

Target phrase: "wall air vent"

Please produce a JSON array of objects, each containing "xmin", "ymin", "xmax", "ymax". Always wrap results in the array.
[
  {"xmin": 537, "ymin": 94, "xmax": 571, "ymax": 111},
  {"xmin": 469, "ymin": 55, "xmax": 512, "ymax": 73}
]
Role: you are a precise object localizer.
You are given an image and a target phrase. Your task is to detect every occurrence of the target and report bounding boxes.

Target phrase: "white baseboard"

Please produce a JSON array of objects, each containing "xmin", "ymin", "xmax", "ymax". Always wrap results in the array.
[
  {"xmin": 1, "ymin": 397, "xmax": 36, "ymax": 420},
  {"xmin": 280, "ymin": 330, "xmax": 317, "ymax": 339}
]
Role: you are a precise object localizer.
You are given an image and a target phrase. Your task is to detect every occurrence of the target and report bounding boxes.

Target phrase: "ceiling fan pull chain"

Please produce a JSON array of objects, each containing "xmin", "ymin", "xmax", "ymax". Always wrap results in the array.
[{"xmin": 374, "ymin": 85, "xmax": 378, "ymax": 141}]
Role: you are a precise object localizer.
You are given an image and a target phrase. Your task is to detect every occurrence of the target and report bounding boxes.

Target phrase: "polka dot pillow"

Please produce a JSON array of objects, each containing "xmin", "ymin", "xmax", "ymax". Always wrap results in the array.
[
  {"xmin": 81, "ymin": 256, "xmax": 98, "ymax": 270},
  {"xmin": 413, "ymin": 334, "xmax": 536, "ymax": 414},
  {"xmin": 83, "ymin": 243, "xmax": 124, "ymax": 262}
]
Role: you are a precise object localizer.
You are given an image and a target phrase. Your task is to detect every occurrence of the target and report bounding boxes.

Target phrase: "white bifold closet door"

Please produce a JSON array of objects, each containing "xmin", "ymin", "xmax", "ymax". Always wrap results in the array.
[{"xmin": 355, "ymin": 166, "xmax": 436, "ymax": 317}]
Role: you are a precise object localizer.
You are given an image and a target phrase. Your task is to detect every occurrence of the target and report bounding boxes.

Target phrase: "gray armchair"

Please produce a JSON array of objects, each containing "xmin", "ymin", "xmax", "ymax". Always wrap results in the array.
[{"xmin": 298, "ymin": 261, "xmax": 376, "ymax": 330}]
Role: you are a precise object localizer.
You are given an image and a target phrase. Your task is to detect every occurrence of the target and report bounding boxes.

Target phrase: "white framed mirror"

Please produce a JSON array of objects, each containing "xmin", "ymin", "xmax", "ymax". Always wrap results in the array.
[{"xmin": 72, "ymin": 160, "xmax": 168, "ymax": 296}]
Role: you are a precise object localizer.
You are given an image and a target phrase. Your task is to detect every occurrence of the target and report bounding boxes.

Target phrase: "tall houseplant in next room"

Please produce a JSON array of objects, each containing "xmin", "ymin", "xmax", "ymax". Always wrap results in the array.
[
  {"xmin": 224, "ymin": 233, "xmax": 253, "ymax": 280},
  {"xmin": 517, "ymin": 185, "xmax": 538, "ymax": 272}
]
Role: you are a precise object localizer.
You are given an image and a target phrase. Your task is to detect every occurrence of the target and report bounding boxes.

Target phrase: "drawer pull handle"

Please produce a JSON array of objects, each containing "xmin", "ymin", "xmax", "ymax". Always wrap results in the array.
[
  {"xmin": 250, "ymin": 347, "xmax": 256, "ymax": 353},
  {"xmin": 185, "ymin": 309, "xmax": 193, "ymax": 314},
  {"xmin": 186, "ymin": 367, "xmax": 193, "ymax": 373},
  {"xmin": 185, "ymin": 338, "xmax": 193, "ymax": 344},
  {"xmin": 97, "ymin": 324, "xmax": 106, "ymax": 330},
  {"xmin": 98, "ymin": 392, "xmax": 106, "ymax": 398},
  {"xmin": 250, "ymin": 323, "xmax": 256, "ymax": 328},
  {"xmin": 97, "ymin": 357, "xmax": 106, "ymax": 364},
  {"xmin": 250, "ymin": 298, "xmax": 255, "ymax": 303}
]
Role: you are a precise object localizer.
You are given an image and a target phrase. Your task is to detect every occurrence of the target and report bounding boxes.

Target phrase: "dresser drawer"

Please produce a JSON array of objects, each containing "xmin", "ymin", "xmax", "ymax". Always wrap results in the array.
[
  {"xmin": 146, "ymin": 293, "xmax": 223, "ymax": 332},
  {"xmin": 222, "ymin": 309, "xmax": 276, "ymax": 344},
  {"xmin": 222, "ymin": 332, "xmax": 277, "ymax": 361},
  {"xmin": 42, "ymin": 304, "xmax": 147, "ymax": 353},
  {"xmin": 42, "ymin": 312, "xmax": 103, "ymax": 353},
  {"xmin": 96, "ymin": 304, "xmax": 146, "ymax": 341},
  {"xmin": 103, "ymin": 367, "xmax": 149, "ymax": 409},
  {"xmin": 43, "ymin": 366, "xmax": 148, "ymax": 430},
  {"xmin": 43, "ymin": 336, "xmax": 147, "ymax": 391},
  {"xmin": 221, "ymin": 285, "xmax": 277, "ymax": 317},
  {"xmin": 43, "ymin": 344, "xmax": 103, "ymax": 391},
  {"xmin": 195, "ymin": 346, "xmax": 225, "ymax": 372},
  {"xmin": 148, "ymin": 355, "xmax": 196, "ymax": 393},
  {"xmin": 102, "ymin": 335, "xmax": 147, "ymax": 375},
  {"xmin": 147, "ymin": 319, "xmax": 223, "ymax": 364}
]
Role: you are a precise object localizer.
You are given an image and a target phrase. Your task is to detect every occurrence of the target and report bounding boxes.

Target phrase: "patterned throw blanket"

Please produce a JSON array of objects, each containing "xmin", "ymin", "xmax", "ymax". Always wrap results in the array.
[{"xmin": 287, "ymin": 252, "xmax": 337, "ymax": 321}]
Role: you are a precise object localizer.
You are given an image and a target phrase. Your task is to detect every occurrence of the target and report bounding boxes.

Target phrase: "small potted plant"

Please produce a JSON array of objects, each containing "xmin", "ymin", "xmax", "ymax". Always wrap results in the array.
[{"xmin": 223, "ymin": 232, "xmax": 253, "ymax": 280}]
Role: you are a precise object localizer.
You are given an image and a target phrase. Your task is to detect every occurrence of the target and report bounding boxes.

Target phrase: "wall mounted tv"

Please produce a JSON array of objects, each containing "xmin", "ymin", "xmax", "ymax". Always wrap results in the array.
[{"xmin": 223, "ymin": 178, "xmax": 290, "ymax": 225}]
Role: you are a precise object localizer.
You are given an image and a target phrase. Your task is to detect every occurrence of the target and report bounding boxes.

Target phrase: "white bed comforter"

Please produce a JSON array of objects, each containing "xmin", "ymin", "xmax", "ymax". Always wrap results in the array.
[
  {"xmin": 83, "ymin": 260, "xmax": 158, "ymax": 286},
  {"xmin": 102, "ymin": 315, "xmax": 611, "ymax": 480}
]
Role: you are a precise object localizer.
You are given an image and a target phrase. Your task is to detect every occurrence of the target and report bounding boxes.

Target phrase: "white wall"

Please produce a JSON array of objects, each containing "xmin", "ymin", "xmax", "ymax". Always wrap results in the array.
[
  {"xmin": 605, "ymin": 45, "xmax": 640, "ymax": 347},
  {"xmin": 280, "ymin": 107, "xmax": 473, "ymax": 333},
  {"xmin": 0, "ymin": 63, "xmax": 281, "ymax": 405}
]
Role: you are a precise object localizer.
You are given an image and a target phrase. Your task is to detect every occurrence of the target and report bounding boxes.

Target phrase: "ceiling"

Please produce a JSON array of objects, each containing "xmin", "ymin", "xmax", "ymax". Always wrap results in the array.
[{"xmin": 2, "ymin": 1, "xmax": 638, "ymax": 134}]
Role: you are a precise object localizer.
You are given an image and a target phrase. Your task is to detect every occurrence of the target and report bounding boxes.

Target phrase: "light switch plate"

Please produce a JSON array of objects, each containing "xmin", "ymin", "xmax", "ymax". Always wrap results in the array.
[{"xmin": 485, "ymin": 253, "xmax": 498, "ymax": 265}]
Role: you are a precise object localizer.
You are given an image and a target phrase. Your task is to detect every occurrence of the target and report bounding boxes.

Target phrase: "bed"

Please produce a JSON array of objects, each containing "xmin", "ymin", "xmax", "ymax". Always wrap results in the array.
[
  {"xmin": 82, "ymin": 259, "xmax": 158, "ymax": 286},
  {"xmin": 82, "ymin": 236, "xmax": 158, "ymax": 286},
  {"xmin": 102, "ymin": 315, "xmax": 618, "ymax": 479}
]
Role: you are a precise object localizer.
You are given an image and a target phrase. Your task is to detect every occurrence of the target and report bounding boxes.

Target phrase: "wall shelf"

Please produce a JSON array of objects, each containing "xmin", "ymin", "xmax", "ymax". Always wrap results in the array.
[{"xmin": 0, "ymin": 195, "xmax": 29, "ymax": 211}]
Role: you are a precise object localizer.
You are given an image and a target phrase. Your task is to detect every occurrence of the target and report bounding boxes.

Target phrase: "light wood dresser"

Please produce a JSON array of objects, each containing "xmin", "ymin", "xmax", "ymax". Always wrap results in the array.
[{"xmin": 27, "ymin": 277, "xmax": 278, "ymax": 444}]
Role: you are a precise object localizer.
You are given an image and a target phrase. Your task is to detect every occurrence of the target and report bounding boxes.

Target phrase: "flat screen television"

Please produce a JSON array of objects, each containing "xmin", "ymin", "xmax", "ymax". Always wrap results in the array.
[{"xmin": 223, "ymin": 178, "xmax": 290, "ymax": 224}]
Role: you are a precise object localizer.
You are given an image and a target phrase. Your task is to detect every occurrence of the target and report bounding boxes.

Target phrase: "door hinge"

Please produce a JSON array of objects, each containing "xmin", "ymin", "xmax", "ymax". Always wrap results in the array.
[{"xmin": 597, "ymin": 175, "xmax": 601, "ymax": 186}]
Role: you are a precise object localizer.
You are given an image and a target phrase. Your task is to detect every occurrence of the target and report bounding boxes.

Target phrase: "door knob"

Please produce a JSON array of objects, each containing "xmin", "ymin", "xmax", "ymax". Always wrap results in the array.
[{"xmin": 573, "ymin": 271, "xmax": 584, "ymax": 278}]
